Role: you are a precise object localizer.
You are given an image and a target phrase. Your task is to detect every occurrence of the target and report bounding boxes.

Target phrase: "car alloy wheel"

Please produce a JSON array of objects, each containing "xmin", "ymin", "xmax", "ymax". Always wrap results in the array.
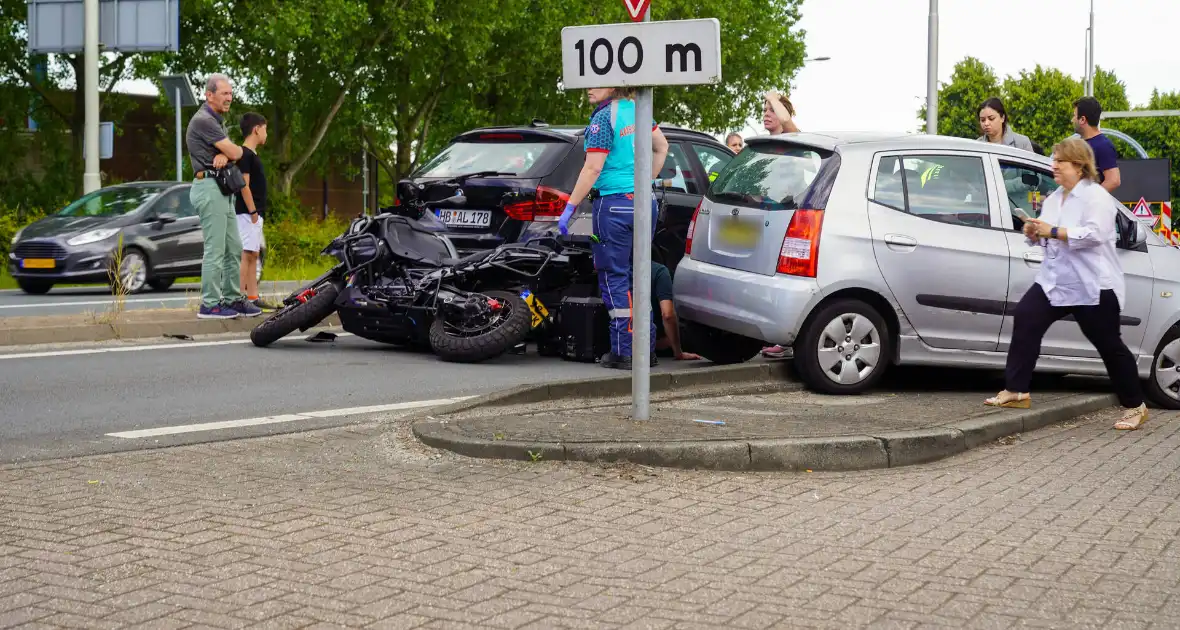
[
  {"xmin": 118, "ymin": 250, "xmax": 147, "ymax": 293},
  {"xmin": 815, "ymin": 312, "xmax": 882, "ymax": 386},
  {"xmin": 1152, "ymin": 336, "xmax": 1180, "ymax": 405}
]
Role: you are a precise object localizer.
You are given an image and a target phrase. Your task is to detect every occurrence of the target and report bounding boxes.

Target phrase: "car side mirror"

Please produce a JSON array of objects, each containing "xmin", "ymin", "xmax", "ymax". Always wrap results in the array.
[
  {"xmin": 153, "ymin": 212, "xmax": 178, "ymax": 226},
  {"xmin": 1115, "ymin": 210, "xmax": 1147, "ymax": 250}
]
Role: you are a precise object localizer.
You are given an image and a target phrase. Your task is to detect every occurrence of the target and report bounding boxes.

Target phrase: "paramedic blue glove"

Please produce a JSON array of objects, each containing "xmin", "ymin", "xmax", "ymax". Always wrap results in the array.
[{"xmin": 558, "ymin": 202, "xmax": 576, "ymax": 235}]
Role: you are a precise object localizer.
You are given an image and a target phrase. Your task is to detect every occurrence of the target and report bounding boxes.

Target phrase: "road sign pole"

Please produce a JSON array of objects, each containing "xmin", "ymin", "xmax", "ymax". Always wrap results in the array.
[
  {"xmin": 632, "ymin": 5, "xmax": 653, "ymax": 421},
  {"xmin": 175, "ymin": 86, "xmax": 183, "ymax": 181}
]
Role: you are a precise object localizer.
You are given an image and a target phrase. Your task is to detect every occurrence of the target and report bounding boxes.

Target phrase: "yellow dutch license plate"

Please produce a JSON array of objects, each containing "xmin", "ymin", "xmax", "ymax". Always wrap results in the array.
[
  {"xmin": 719, "ymin": 219, "xmax": 759, "ymax": 247},
  {"xmin": 21, "ymin": 258, "xmax": 55, "ymax": 269}
]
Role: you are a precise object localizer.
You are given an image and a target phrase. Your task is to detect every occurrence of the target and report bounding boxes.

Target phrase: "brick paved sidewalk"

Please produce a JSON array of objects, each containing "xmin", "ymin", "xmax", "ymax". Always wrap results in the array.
[{"xmin": 2, "ymin": 406, "xmax": 1179, "ymax": 629}]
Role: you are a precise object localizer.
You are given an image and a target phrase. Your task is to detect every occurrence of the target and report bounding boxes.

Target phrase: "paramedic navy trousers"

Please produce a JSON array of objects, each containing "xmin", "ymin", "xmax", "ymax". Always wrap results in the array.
[{"xmin": 591, "ymin": 193, "xmax": 658, "ymax": 358}]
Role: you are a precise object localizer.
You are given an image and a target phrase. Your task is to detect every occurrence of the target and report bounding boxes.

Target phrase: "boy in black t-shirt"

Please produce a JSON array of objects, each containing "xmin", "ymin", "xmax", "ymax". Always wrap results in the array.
[{"xmin": 235, "ymin": 112, "xmax": 278, "ymax": 309}]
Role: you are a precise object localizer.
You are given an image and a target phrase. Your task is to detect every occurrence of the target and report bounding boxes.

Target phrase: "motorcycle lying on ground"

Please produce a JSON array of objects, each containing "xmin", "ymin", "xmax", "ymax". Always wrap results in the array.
[{"xmin": 249, "ymin": 176, "xmax": 597, "ymax": 363}]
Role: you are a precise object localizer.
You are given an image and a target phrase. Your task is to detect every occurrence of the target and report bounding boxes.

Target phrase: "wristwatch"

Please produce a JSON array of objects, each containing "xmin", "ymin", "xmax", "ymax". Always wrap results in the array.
[{"xmin": 1050, "ymin": 226, "xmax": 1059, "ymax": 240}]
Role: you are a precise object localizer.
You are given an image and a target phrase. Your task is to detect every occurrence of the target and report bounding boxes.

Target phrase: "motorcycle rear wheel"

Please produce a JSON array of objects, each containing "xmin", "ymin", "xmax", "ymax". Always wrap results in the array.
[
  {"xmin": 429, "ymin": 289, "xmax": 530, "ymax": 363},
  {"xmin": 250, "ymin": 281, "xmax": 341, "ymax": 348}
]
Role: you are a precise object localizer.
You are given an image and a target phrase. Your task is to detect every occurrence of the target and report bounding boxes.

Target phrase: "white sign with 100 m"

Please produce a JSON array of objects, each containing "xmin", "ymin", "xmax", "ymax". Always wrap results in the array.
[{"xmin": 560, "ymin": 19, "xmax": 722, "ymax": 89}]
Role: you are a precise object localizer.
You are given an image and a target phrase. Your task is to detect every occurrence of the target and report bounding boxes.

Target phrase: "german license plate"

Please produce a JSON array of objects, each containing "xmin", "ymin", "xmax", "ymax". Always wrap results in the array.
[
  {"xmin": 438, "ymin": 209, "xmax": 492, "ymax": 228},
  {"xmin": 718, "ymin": 218, "xmax": 759, "ymax": 247},
  {"xmin": 20, "ymin": 258, "xmax": 55, "ymax": 269}
]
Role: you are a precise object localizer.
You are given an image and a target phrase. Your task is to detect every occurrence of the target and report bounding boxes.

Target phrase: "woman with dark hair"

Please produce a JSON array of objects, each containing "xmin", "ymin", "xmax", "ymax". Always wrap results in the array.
[{"xmin": 977, "ymin": 97, "xmax": 1035, "ymax": 152}]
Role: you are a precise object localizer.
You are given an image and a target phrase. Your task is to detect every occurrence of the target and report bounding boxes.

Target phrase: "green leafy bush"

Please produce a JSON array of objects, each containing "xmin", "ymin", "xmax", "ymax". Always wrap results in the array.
[
  {"xmin": 264, "ymin": 213, "xmax": 350, "ymax": 270},
  {"xmin": 0, "ymin": 208, "xmax": 47, "ymax": 260}
]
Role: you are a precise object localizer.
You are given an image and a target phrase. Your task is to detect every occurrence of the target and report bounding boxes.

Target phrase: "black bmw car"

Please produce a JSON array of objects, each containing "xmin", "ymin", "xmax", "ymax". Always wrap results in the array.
[
  {"xmin": 8, "ymin": 181, "xmax": 265, "ymax": 295},
  {"xmin": 409, "ymin": 120, "xmax": 735, "ymax": 275}
]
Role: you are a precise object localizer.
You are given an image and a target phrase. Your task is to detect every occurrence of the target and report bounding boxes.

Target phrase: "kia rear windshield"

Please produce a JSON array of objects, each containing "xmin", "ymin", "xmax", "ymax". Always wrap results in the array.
[
  {"xmin": 707, "ymin": 142, "xmax": 837, "ymax": 211},
  {"xmin": 413, "ymin": 136, "xmax": 571, "ymax": 180}
]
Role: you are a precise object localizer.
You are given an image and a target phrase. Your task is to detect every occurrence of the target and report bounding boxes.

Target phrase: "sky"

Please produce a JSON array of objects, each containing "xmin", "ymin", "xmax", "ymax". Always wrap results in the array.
[{"xmin": 748, "ymin": 0, "xmax": 1180, "ymax": 138}]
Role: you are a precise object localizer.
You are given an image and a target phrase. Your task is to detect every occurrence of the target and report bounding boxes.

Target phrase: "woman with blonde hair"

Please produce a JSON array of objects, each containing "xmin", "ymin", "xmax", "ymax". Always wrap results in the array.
[
  {"xmin": 759, "ymin": 89, "xmax": 800, "ymax": 360},
  {"xmin": 984, "ymin": 137, "xmax": 1149, "ymax": 430}
]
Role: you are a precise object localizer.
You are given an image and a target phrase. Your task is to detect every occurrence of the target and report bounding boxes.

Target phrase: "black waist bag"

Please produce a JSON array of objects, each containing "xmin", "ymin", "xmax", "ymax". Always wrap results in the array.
[{"xmin": 212, "ymin": 164, "xmax": 247, "ymax": 196}]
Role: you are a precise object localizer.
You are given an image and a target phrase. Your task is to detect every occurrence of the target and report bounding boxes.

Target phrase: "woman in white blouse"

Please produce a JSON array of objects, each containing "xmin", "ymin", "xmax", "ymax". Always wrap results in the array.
[{"xmin": 985, "ymin": 137, "xmax": 1149, "ymax": 430}]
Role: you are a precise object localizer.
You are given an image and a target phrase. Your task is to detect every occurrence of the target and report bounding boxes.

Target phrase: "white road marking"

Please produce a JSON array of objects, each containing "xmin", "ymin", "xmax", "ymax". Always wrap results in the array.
[
  {"xmin": 0, "ymin": 297, "xmax": 192, "ymax": 310},
  {"xmin": 0, "ymin": 332, "xmax": 353, "ymax": 360},
  {"xmin": 106, "ymin": 396, "xmax": 475, "ymax": 438}
]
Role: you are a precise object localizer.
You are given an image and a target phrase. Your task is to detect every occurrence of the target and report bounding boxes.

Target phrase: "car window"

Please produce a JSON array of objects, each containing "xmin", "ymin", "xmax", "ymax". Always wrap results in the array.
[
  {"xmin": 412, "ymin": 137, "xmax": 570, "ymax": 179},
  {"xmin": 656, "ymin": 144, "xmax": 699, "ymax": 194},
  {"xmin": 693, "ymin": 144, "xmax": 733, "ymax": 185},
  {"xmin": 999, "ymin": 161, "xmax": 1056, "ymax": 230},
  {"xmin": 155, "ymin": 189, "xmax": 196, "ymax": 218},
  {"xmin": 871, "ymin": 155, "xmax": 991, "ymax": 228},
  {"xmin": 56, "ymin": 186, "xmax": 161, "ymax": 217},
  {"xmin": 708, "ymin": 142, "xmax": 832, "ymax": 211}
]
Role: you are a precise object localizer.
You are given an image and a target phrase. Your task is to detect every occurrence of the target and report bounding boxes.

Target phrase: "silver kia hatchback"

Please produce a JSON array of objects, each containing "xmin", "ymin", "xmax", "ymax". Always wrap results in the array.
[{"xmin": 673, "ymin": 132, "xmax": 1180, "ymax": 408}]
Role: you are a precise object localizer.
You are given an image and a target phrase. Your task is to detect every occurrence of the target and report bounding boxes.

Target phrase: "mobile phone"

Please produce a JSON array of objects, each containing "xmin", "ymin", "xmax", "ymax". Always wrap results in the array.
[{"xmin": 1012, "ymin": 207, "xmax": 1033, "ymax": 221}]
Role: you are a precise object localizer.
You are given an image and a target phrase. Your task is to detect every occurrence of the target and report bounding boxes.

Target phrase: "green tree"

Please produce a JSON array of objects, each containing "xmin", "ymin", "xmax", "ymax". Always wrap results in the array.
[
  {"xmin": 360, "ymin": 0, "xmax": 807, "ymax": 182},
  {"xmin": 134, "ymin": 0, "xmax": 404, "ymax": 195},
  {"xmin": 919, "ymin": 57, "xmax": 1001, "ymax": 139},
  {"xmin": 1000, "ymin": 65, "xmax": 1081, "ymax": 150},
  {"xmin": 0, "ymin": 0, "xmax": 145, "ymax": 199}
]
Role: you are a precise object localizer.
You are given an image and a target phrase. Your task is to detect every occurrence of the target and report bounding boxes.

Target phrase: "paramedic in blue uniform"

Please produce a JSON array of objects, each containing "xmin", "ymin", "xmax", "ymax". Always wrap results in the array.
[{"xmin": 559, "ymin": 85, "xmax": 670, "ymax": 369}]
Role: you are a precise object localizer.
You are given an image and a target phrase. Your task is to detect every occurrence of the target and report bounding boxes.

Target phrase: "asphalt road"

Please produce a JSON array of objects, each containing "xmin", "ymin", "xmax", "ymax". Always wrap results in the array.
[
  {"xmin": 0, "ymin": 280, "xmax": 304, "ymax": 317},
  {"xmin": 0, "ymin": 332, "xmax": 710, "ymax": 463}
]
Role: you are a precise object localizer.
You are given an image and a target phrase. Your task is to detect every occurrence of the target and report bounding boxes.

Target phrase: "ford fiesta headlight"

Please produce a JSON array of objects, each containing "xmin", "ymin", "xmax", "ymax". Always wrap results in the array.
[{"xmin": 67, "ymin": 228, "xmax": 120, "ymax": 246}]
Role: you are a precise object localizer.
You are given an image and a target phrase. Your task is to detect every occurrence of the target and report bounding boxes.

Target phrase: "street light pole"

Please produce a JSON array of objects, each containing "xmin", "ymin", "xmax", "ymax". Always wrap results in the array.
[
  {"xmin": 83, "ymin": 0, "xmax": 101, "ymax": 193},
  {"xmin": 926, "ymin": 0, "xmax": 938, "ymax": 135},
  {"xmin": 1086, "ymin": 0, "xmax": 1095, "ymax": 96}
]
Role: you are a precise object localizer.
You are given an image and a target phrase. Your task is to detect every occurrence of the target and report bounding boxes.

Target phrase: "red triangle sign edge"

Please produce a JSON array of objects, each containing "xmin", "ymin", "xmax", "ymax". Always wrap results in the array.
[{"xmin": 623, "ymin": 0, "xmax": 651, "ymax": 20}]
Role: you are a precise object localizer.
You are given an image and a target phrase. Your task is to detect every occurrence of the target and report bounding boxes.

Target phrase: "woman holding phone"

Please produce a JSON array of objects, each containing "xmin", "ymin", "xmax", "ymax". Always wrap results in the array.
[{"xmin": 985, "ymin": 137, "xmax": 1149, "ymax": 430}]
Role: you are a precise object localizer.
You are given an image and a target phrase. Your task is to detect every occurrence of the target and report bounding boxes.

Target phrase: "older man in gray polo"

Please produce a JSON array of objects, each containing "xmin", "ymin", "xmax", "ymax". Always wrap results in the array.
[{"xmin": 185, "ymin": 73, "xmax": 260, "ymax": 319}]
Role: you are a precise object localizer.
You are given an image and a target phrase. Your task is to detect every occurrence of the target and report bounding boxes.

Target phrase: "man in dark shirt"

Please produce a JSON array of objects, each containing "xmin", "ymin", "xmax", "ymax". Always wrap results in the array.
[
  {"xmin": 185, "ymin": 73, "xmax": 259, "ymax": 319},
  {"xmin": 1072, "ymin": 96, "xmax": 1121, "ymax": 194},
  {"xmin": 651, "ymin": 262, "xmax": 700, "ymax": 361},
  {"xmin": 235, "ymin": 112, "xmax": 277, "ymax": 310}
]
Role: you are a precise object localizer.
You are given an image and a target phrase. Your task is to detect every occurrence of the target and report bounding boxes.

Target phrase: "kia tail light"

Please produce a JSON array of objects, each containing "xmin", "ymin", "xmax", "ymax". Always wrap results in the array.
[
  {"xmin": 776, "ymin": 209, "xmax": 824, "ymax": 278},
  {"xmin": 684, "ymin": 200, "xmax": 703, "ymax": 256}
]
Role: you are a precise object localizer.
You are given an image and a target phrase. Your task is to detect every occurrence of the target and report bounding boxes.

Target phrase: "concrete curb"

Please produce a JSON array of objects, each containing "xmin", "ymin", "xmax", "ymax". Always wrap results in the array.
[
  {"xmin": 412, "ymin": 392, "xmax": 1118, "ymax": 472},
  {"xmin": 424, "ymin": 361, "xmax": 797, "ymax": 415},
  {"xmin": 0, "ymin": 311, "xmax": 341, "ymax": 346}
]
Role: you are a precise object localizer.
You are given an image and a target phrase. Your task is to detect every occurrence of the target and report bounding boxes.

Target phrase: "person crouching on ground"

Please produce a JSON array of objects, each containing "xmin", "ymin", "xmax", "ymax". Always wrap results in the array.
[
  {"xmin": 984, "ymin": 137, "xmax": 1149, "ymax": 431},
  {"xmin": 235, "ymin": 112, "xmax": 279, "ymax": 310},
  {"xmin": 557, "ymin": 85, "xmax": 669, "ymax": 370}
]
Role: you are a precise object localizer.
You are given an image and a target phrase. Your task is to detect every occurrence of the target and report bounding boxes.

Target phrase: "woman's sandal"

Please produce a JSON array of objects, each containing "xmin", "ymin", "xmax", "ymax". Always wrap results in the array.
[
  {"xmin": 984, "ymin": 391, "xmax": 1031, "ymax": 408},
  {"xmin": 1113, "ymin": 404, "xmax": 1149, "ymax": 431}
]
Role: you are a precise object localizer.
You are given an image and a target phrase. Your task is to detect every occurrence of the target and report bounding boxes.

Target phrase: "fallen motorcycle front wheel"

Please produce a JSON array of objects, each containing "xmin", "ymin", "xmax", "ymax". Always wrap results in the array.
[
  {"xmin": 429, "ymin": 289, "xmax": 531, "ymax": 363},
  {"xmin": 250, "ymin": 281, "xmax": 341, "ymax": 348}
]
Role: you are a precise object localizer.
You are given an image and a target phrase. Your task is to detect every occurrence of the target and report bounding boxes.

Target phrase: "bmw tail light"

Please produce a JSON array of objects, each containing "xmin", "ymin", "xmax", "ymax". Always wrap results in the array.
[{"xmin": 505, "ymin": 186, "xmax": 570, "ymax": 222}]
